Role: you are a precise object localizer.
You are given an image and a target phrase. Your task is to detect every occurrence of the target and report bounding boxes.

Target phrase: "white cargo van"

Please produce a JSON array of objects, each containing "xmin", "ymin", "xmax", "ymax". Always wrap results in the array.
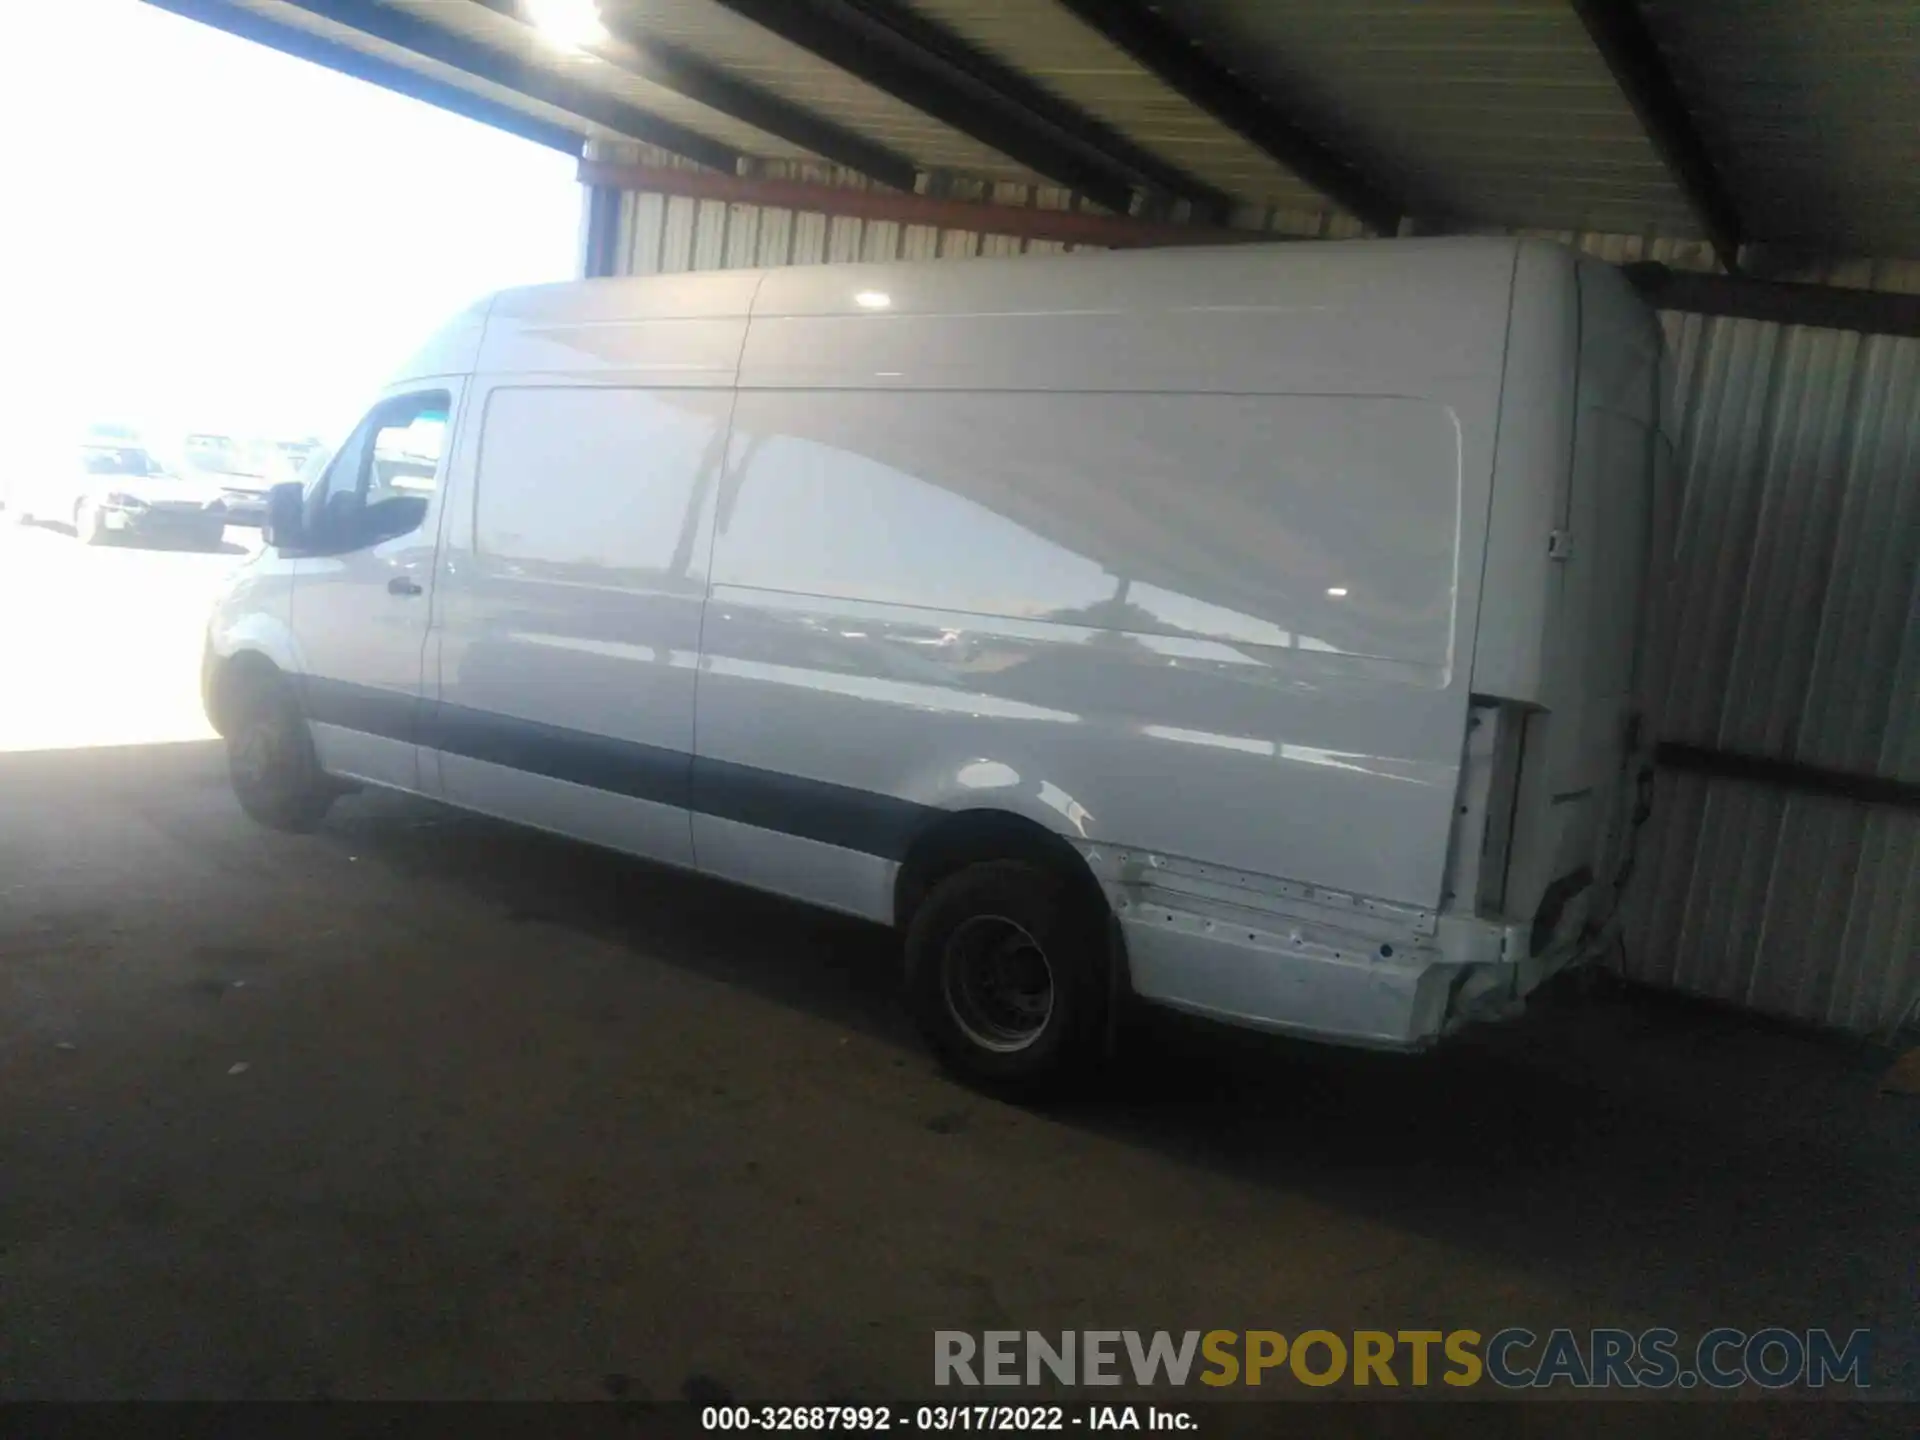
[{"xmin": 203, "ymin": 238, "xmax": 1668, "ymax": 1092}]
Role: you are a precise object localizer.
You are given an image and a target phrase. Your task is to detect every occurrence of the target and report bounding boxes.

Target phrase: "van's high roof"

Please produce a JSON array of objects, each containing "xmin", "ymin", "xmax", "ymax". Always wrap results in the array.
[{"xmin": 391, "ymin": 237, "xmax": 1615, "ymax": 387}]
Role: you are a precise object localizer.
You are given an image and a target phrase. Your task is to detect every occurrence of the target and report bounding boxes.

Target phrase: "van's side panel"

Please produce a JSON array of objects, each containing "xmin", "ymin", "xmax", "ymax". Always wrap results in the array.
[
  {"xmin": 425, "ymin": 282, "xmax": 749, "ymax": 870},
  {"xmin": 693, "ymin": 242, "xmax": 1520, "ymax": 957},
  {"xmin": 473, "ymin": 271, "xmax": 762, "ymax": 379},
  {"xmin": 701, "ymin": 389, "xmax": 1464, "ymax": 905},
  {"xmin": 1469, "ymin": 244, "xmax": 1581, "ymax": 704},
  {"xmin": 739, "ymin": 244, "xmax": 1512, "ymax": 399},
  {"xmin": 1495, "ymin": 260, "xmax": 1665, "ymax": 947}
]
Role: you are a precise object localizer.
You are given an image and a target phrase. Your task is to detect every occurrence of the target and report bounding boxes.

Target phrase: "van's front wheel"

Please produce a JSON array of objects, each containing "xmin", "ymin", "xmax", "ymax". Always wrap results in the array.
[
  {"xmin": 226, "ymin": 673, "xmax": 334, "ymax": 832},
  {"xmin": 904, "ymin": 860, "xmax": 1108, "ymax": 1099}
]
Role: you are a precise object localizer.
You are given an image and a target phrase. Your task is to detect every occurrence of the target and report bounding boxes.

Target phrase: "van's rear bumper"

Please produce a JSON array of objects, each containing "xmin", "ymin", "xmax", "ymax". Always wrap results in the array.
[
  {"xmin": 1086, "ymin": 846, "xmax": 1595, "ymax": 1049},
  {"xmin": 1120, "ymin": 912, "xmax": 1598, "ymax": 1049}
]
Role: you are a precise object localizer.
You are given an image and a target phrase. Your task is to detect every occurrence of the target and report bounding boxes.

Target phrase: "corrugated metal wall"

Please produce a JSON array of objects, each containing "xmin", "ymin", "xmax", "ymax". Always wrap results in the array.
[
  {"xmin": 588, "ymin": 149, "xmax": 1919, "ymax": 1036},
  {"xmin": 586, "ymin": 141, "xmax": 1360, "ymax": 276},
  {"xmin": 1623, "ymin": 293, "xmax": 1920, "ymax": 1036},
  {"xmin": 1521, "ymin": 237, "xmax": 1920, "ymax": 1037}
]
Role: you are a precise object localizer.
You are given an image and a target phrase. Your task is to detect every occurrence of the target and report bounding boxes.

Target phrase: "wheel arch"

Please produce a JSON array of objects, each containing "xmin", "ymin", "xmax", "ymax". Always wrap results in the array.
[
  {"xmin": 893, "ymin": 807, "xmax": 1112, "ymax": 935},
  {"xmin": 204, "ymin": 647, "xmax": 286, "ymax": 737},
  {"xmin": 896, "ymin": 809, "xmax": 1135, "ymax": 1086}
]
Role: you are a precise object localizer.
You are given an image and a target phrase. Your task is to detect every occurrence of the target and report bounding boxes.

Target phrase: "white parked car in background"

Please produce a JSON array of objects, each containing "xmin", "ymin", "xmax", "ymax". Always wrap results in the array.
[
  {"xmin": 202, "ymin": 238, "xmax": 1668, "ymax": 1094},
  {"xmin": 10, "ymin": 439, "xmax": 232, "ymax": 550},
  {"xmin": 173, "ymin": 433, "xmax": 297, "ymax": 526}
]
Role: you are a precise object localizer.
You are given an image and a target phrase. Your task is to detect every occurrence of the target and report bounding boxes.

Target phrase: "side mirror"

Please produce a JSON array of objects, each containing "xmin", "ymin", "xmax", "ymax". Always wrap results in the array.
[{"xmin": 262, "ymin": 481, "xmax": 305, "ymax": 549}]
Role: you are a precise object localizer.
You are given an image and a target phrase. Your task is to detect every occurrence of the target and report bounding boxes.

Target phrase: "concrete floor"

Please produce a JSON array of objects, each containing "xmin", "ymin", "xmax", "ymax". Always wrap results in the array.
[{"xmin": 0, "ymin": 520, "xmax": 1913, "ymax": 1420}]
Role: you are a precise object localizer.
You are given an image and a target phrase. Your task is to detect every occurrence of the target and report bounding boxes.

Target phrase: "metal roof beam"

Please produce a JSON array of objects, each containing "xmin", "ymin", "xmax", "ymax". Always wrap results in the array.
[
  {"xmin": 469, "ymin": 1, "xmax": 918, "ymax": 188},
  {"xmin": 269, "ymin": 0, "xmax": 741, "ymax": 170},
  {"xmin": 706, "ymin": 0, "xmax": 1234, "ymax": 220},
  {"xmin": 142, "ymin": 0, "xmax": 585, "ymax": 153},
  {"xmin": 1658, "ymin": 742, "xmax": 1920, "ymax": 812},
  {"xmin": 1047, "ymin": 0, "xmax": 1403, "ymax": 235},
  {"xmin": 1569, "ymin": 0, "xmax": 1745, "ymax": 272},
  {"xmin": 1624, "ymin": 263, "xmax": 1920, "ymax": 338},
  {"xmin": 577, "ymin": 158, "xmax": 1276, "ymax": 247}
]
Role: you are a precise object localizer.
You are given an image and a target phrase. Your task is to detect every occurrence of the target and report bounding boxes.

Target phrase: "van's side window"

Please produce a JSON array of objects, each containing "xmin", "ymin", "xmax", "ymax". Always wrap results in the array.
[{"xmin": 303, "ymin": 391, "xmax": 449, "ymax": 552}]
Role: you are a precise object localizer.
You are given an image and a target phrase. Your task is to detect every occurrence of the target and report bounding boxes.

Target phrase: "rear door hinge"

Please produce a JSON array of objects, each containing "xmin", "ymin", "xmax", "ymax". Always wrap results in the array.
[{"xmin": 1548, "ymin": 529, "xmax": 1574, "ymax": 561}]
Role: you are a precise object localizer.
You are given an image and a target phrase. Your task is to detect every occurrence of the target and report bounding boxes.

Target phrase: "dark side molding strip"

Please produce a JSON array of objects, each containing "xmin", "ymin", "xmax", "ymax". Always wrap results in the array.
[
  {"xmin": 300, "ymin": 676, "xmax": 935, "ymax": 860},
  {"xmin": 433, "ymin": 701, "xmax": 691, "ymax": 811}
]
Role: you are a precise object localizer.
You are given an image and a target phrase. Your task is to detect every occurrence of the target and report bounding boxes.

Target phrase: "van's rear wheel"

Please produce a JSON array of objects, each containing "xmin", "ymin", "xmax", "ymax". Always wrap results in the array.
[
  {"xmin": 226, "ymin": 672, "xmax": 334, "ymax": 832},
  {"xmin": 904, "ymin": 860, "xmax": 1107, "ymax": 1098}
]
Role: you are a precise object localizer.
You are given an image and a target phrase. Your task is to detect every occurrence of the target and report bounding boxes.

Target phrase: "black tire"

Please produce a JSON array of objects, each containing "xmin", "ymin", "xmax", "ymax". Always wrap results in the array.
[
  {"xmin": 226, "ymin": 671, "xmax": 335, "ymax": 831},
  {"xmin": 904, "ymin": 860, "xmax": 1109, "ymax": 1099}
]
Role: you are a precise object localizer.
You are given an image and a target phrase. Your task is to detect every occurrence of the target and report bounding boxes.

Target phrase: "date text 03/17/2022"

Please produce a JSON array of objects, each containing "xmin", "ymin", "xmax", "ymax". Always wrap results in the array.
[{"xmin": 700, "ymin": 1405, "xmax": 1194, "ymax": 1432}]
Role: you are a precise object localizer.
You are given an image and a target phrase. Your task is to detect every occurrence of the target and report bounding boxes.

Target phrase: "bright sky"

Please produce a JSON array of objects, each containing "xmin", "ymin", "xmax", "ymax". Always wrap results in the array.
[{"xmin": 0, "ymin": 0, "xmax": 581, "ymax": 449}]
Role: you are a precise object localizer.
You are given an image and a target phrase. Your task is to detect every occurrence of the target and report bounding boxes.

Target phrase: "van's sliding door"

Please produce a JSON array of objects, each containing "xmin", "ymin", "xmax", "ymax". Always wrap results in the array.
[{"xmin": 427, "ymin": 384, "xmax": 734, "ymax": 870}]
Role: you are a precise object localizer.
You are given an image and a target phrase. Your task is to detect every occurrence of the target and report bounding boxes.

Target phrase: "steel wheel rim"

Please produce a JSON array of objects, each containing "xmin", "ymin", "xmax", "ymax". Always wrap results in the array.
[{"xmin": 940, "ymin": 915, "xmax": 1055, "ymax": 1053}]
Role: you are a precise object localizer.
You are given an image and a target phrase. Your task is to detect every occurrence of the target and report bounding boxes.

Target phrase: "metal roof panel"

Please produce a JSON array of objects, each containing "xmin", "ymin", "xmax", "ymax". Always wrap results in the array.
[
  {"xmin": 219, "ymin": 0, "xmax": 618, "ymax": 140},
  {"xmin": 899, "ymin": 0, "xmax": 1328, "ymax": 211},
  {"xmin": 1638, "ymin": 0, "xmax": 1920, "ymax": 254},
  {"xmin": 197, "ymin": 0, "xmax": 1920, "ymax": 257},
  {"xmin": 380, "ymin": 0, "xmax": 816, "ymax": 159},
  {"xmin": 599, "ymin": 0, "xmax": 1040, "ymax": 180},
  {"xmin": 1146, "ymin": 0, "xmax": 1703, "ymax": 235}
]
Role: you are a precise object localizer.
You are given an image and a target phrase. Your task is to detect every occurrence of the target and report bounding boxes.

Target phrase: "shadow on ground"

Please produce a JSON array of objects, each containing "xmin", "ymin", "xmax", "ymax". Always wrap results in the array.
[
  {"xmin": 315, "ymin": 756, "xmax": 1918, "ymax": 1379},
  {"xmin": 2, "ymin": 741, "xmax": 1912, "ymax": 1415},
  {"xmin": 10, "ymin": 519, "xmax": 247, "ymax": 554}
]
